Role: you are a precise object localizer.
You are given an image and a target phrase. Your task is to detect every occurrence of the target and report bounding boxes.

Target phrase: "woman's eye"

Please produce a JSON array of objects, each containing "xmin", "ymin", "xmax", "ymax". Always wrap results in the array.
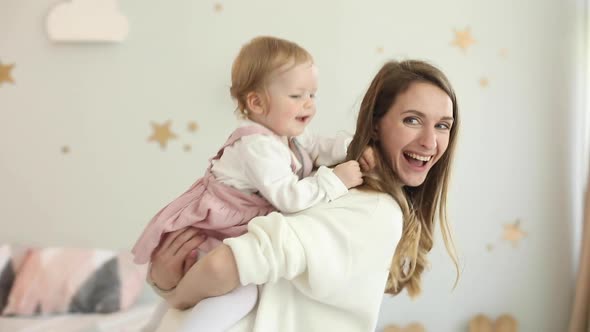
[
  {"xmin": 436, "ymin": 122, "xmax": 451, "ymax": 130},
  {"xmin": 403, "ymin": 117, "xmax": 420, "ymax": 125},
  {"xmin": 289, "ymin": 95, "xmax": 302, "ymax": 99}
]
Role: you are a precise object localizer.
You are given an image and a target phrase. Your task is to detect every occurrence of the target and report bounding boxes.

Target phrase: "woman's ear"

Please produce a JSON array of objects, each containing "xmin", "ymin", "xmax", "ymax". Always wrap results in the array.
[
  {"xmin": 245, "ymin": 91, "xmax": 265, "ymax": 116},
  {"xmin": 372, "ymin": 123, "xmax": 380, "ymax": 141}
]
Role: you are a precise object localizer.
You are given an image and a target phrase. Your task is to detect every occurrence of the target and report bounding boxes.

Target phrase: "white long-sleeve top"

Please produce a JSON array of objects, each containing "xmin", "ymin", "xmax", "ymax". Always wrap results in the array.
[
  {"xmin": 155, "ymin": 189, "xmax": 403, "ymax": 332},
  {"xmin": 210, "ymin": 120, "xmax": 352, "ymax": 213}
]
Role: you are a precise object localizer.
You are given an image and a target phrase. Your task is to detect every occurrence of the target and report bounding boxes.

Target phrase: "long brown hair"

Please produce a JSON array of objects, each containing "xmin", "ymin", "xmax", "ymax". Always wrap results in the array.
[{"xmin": 347, "ymin": 60, "xmax": 460, "ymax": 297}]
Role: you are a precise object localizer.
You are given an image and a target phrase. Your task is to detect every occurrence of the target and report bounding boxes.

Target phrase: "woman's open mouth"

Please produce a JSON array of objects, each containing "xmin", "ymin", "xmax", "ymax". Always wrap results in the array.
[{"xmin": 403, "ymin": 152, "xmax": 432, "ymax": 168}]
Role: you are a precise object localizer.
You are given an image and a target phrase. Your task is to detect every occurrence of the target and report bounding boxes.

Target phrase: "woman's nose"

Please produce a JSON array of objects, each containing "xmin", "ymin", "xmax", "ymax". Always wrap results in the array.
[{"xmin": 419, "ymin": 128, "xmax": 437, "ymax": 150}]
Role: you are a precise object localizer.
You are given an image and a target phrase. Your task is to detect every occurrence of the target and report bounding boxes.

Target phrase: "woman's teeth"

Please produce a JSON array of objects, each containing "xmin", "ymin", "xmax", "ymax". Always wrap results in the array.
[{"xmin": 404, "ymin": 152, "xmax": 432, "ymax": 162}]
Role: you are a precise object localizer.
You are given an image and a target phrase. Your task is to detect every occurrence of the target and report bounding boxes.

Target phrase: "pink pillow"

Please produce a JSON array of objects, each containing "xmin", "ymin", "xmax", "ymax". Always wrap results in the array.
[
  {"xmin": 2, "ymin": 247, "xmax": 147, "ymax": 316},
  {"xmin": 0, "ymin": 244, "xmax": 29, "ymax": 313}
]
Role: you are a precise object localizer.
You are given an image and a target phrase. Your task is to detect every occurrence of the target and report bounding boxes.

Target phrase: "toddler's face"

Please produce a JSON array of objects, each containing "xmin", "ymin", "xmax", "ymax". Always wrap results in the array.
[{"xmin": 258, "ymin": 61, "xmax": 318, "ymax": 137}]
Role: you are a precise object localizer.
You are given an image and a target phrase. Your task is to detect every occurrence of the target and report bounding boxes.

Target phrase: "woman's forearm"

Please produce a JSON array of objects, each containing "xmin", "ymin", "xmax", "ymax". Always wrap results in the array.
[{"xmin": 169, "ymin": 244, "xmax": 241, "ymax": 310}]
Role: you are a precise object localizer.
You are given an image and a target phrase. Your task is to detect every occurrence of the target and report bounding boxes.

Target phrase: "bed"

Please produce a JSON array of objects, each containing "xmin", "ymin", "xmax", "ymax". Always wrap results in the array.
[
  {"xmin": 0, "ymin": 301, "xmax": 159, "ymax": 332},
  {"xmin": 1, "ymin": 245, "xmax": 161, "ymax": 332}
]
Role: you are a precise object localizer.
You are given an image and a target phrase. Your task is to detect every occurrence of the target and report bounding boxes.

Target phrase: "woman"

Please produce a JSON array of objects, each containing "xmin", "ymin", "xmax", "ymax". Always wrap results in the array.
[{"xmin": 149, "ymin": 59, "xmax": 460, "ymax": 332}]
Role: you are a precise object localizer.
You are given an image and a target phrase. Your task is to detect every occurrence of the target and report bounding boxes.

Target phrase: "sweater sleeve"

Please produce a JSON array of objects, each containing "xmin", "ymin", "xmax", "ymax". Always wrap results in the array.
[
  {"xmin": 239, "ymin": 135, "xmax": 348, "ymax": 213},
  {"xmin": 223, "ymin": 192, "xmax": 403, "ymax": 297},
  {"xmin": 296, "ymin": 128, "xmax": 352, "ymax": 167}
]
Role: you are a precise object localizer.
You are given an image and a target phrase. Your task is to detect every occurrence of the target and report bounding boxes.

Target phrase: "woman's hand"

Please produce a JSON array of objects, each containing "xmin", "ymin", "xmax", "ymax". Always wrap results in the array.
[
  {"xmin": 167, "ymin": 244, "xmax": 242, "ymax": 310},
  {"xmin": 149, "ymin": 228, "xmax": 207, "ymax": 291}
]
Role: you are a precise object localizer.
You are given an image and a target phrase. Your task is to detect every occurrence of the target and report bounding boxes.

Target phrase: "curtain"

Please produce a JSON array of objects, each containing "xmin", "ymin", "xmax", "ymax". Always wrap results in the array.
[{"xmin": 570, "ymin": 176, "xmax": 590, "ymax": 331}]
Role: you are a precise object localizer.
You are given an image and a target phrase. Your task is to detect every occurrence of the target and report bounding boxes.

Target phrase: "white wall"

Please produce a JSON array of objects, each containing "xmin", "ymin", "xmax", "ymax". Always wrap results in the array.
[{"xmin": 0, "ymin": 0, "xmax": 582, "ymax": 330}]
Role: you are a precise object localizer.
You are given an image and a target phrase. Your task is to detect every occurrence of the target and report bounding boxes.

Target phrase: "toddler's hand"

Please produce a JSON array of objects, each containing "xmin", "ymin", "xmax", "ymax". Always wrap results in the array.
[
  {"xmin": 334, "ymin": 160, "xmax": 363, "ymax": 189},
  {"xmin": 359, "ymin": 146, "xmax": 376, "ymax": 172}
]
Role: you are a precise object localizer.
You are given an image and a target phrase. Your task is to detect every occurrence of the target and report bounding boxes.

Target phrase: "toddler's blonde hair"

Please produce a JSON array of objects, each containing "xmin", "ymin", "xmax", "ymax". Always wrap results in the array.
[{"xmin": 230, "ymin": 36, "xmax": 313, "ymax": 117}]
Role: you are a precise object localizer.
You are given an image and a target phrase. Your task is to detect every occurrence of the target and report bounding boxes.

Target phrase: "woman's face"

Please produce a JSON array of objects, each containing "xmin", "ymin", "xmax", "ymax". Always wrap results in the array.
[{"xmin": 377, "ymin": 82, "xmax": 454, "ymax": 187}]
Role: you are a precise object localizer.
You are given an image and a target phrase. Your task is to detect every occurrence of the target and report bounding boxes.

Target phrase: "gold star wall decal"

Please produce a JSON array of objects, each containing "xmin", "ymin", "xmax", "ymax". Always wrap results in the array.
[
  {"xmin": 148, "ymin": 120, "xmax": 177, "ymax": 149},
  {"xmin": 187, "ymin": 121, "xmax": 199, "ymax": 133},
  {"xmin": 183, "ymin": 144, "xmax": 192, "ymax": 152},
  {"xmin": 61, "ymin": 146, "xmax": 70, "ymax": 154},
  {"xmin": 214, "ymin": 3, "xmax": 223, "ymax": 12},
  {"xmin": 503, "ymin": 219, "xmax": 527, "ymax": 247},
  {"xmin": 384, "ymin": 322, "xmax": 426, "ymax": 332},
  {"xmin": 0, "ymin": 62, "xmax": 15, "ymax": 86},
  {"xmin": 376, "ymin": 46, "xmax": 384, "ymax": 54},
  {"xmin": 479, "ymin": 77, "xmax": 489, "ymax": 88},
  {"xmin": 451, "ymin": 27, "xmax": 476, "ymax": 53},
  {"xmin": 499, "ymin": 48, "xmax": 509, "ymax": 58}
]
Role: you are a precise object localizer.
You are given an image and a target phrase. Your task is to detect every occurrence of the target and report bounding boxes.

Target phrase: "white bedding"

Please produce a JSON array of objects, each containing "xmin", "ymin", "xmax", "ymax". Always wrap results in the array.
[{"xmin": 0, "ymin": 302, "xmax": 159, "ymax": 332}]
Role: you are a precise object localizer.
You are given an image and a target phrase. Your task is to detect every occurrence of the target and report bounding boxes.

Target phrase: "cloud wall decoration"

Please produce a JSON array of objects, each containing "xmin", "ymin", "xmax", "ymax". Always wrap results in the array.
[{"xmin": 47, "ymin": 0, "xmax": 129, "ymax": 42}]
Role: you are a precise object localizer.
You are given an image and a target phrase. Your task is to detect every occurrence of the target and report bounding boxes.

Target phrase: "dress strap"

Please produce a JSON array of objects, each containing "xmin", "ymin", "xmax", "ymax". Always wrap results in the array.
[
  {"xmin": 206, "ymin": 125, "xmax": 305, "ymax": 176},
  {"xmin": 207, "ymin": 125, "xmax": 276, "ymax": 165},
  {"xmin": 289, "ymin": 137, "xmax": 314, "ymax": 179}
]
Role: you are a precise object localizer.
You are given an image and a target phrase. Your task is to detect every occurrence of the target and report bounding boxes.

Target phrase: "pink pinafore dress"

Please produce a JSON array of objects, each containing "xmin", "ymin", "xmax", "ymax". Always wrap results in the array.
[{"xmin": 132, "ymin": 125, "xmax": 313, "ymax": 264}]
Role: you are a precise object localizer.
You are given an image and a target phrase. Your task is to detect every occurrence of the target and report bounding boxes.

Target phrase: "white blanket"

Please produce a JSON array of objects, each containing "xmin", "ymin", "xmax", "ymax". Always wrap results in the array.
[{"xmin": 0, "ymin": 302, "xmax": 159, "ymax": 332}]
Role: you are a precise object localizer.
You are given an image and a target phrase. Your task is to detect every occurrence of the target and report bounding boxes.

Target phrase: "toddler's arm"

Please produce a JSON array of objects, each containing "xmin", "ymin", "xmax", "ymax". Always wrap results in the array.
[
  {"xmin": 296, "ymin": 129, "xmax": 352, "ymax": 167},
  {"xmin": 240, "ymin": 135, "xmax": 351, "ymax": 213}
]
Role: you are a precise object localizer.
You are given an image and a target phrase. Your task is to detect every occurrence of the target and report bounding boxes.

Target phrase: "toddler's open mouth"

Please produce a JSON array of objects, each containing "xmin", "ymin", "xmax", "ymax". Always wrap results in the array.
[{"xmin": 296, "ymin": 116, "xmax": 310, "ymax": 123}]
